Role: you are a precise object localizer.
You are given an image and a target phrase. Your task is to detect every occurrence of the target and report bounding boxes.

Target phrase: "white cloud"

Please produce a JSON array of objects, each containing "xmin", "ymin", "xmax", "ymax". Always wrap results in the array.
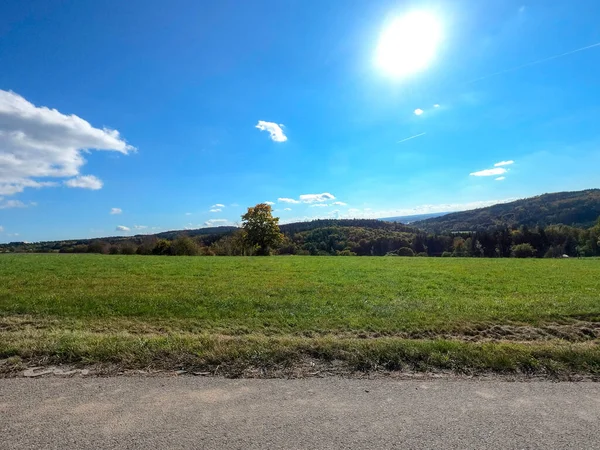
[
  {"xmin": 0, "ymin": 225, "xmax": 3, "ymax": 232},
  {"xmin": 64, "ymin": 175, "xmax": 103, "ymax": 190},
  {"xmin": 299, "ymin": 193, "xmax": 335, "ymax": 203},
  {"xmin": 414, "ymin": 108, "xmax": 424, "ymax": 116},
  {"xmin": 133, "ymin": 225, "xmax": 147, "ymax": 230},
  {"xmin": 331, "ymin": 201, "xmax": 347, "ymax": 206},
  {"xmin": 110, "ymin": 207, "xmax": 122, "ymax": 215},
  {"xmin": 185, "ymin": 212, "xmax": 192, "ymax": 216},
  {"xmin": 0, "ymin": 199, "xmax": 28, "ymax": 209},
  {"xmin": 256, "ymin": 121, "xmax": 287, "ymax": 142},
  {"xmin": 434, "ymin": 104, "xmax": 440, "ymax": 108},
  {"xmin": 0, "ymin": 90, "xmax": 134, "ymax": 196},
  {"xmin": 209, "ymin": 208, "xmax": 222, "ymax": 213},
  {"xmin": 494, "ymin": 160, "xmax": 514, "ymax": 167},
  {"xmin": 278, "ymin": 197, "xmax": 301, "ymax": 204},
  {"xmin": 203, "ymin": 219, "xmax": 229, "ymax": 227},
  {"xmin": 283, "ymin": 208, "xmax": 292, "ymax": 211},
  {"xmin": 211, "ymin": 203, "xmax": 225, "ymax": 208},
  {"xmin": 116, "ymin": 225, "xmax": 130, "ymax": 232},
  {"xmin": 495, "ymin": 177, "xmax": 506, "ymax": 181},
  {"xmin": 264, "ymin": 201, "xmax": 275, "ymax": 205},
  {"xmin": 309, "ymin": 203, "xmax": 329, "ymax": 207},
  {"xmin": 470, "ymin": 168, "xmax": 507, "ymax": 177}
]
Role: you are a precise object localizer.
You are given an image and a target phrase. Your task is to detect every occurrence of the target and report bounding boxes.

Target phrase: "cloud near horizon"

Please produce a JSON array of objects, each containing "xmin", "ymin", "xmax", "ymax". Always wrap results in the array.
[
  {"xmin": 203, "ymin": 218, "xmax": 229, "ymax": 227},
  {"xmin": 115, "ymin": 225, "xmax": 130, "ymax": 232},
  {"xmin": 0, "ymin": 90, "xmax": 134, "ymax": 197},
  {"xmin": 255, "ymin": 121, "xmax": 287, "ymax": 142}
]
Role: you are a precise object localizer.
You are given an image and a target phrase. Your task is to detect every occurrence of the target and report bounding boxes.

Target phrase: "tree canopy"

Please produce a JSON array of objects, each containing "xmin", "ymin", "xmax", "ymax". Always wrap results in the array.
[{"xmin": 241, "ymin": 203, "xmax": 283, "ymax": 255}]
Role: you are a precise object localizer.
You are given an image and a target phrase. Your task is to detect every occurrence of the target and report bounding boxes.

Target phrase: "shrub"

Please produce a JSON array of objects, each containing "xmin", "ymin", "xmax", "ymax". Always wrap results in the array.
[
  {"xmin": 171, "ymin": 236, "xmax": 200, "ymax": 256},
  {"xmin": 337, "ymin": 249, "xmax": 356, "ymax": 256},
  {"xmin": 109, "ymin": 245, "xmax": 120, "ymax": 255},
  {"xmin": 397, "ymin": 247, "xmax": 415, "ymax": 257},
  {"xmin": 121, "ymin": 243, "xmax": 137, "ymax": 255},
  {"xmin": 511, "ymin": 243, "xmax": 536, "ymax": 258},
  {"xmin": 416, "ymin": 252, "xmax": 428, "ymax": 257},
  {"xmin": 441, "ymin": 251, "xmax": 452, "ymax": 257}
]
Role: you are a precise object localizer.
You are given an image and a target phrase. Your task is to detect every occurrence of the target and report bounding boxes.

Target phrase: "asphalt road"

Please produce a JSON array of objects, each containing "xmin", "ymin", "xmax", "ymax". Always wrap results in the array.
[{"xmin": 1, "ymin": 377, "xmax": 599, "ymax": 449}]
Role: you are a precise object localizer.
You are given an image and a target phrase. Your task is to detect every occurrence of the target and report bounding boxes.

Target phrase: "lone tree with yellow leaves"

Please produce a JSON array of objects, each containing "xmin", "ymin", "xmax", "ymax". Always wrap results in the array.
[{"xmin": 241, "ymin": 203, "xmax": 284, "ymax": 256}]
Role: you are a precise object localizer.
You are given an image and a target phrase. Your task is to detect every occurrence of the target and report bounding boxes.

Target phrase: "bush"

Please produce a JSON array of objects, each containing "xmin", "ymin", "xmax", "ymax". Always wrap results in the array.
[
  {"xmin": 121, "ymin": 243, "xmax": 137, "ymax": 255},
  {"xmin": 511, "ymin": 243, "xmax": 536, "ymax": 258},
  {"xmin": 441, "ymin": 251, "xmax": 452, "ymax": 257},
  {"xmin": 171, "ymin": 236, "xmax": 199, "ymax": 256},
  {"xmin": 337, "ymin": 249, "xmax": 356, "ymax": 256},
  {"xmin": 396, "ymin": 247, "xmax": 415, "ymax": 257},
  {"xmin": 416, "ymin": 252, "xmax": 428, "ymax": 257},
  {"xmin": 108, "ymin": 245, "xmax": 120, "ymax": 255},
  {"xmin": 152, "ymin": 239, "xmax": 172, "ymax": 255}
]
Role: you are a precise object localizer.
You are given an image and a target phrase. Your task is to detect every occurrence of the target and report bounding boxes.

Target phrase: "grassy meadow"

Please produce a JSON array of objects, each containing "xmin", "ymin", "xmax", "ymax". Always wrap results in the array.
[{"xmin": 1, "ymin": 254, "xmax": 599, "ymax": 377}]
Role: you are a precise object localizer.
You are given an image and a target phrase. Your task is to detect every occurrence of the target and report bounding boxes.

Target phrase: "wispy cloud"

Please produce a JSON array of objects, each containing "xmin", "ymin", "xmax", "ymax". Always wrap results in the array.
[
  {"xmin": 494, "ymin": 160, "xmax": 514, "ymax": 167},
  {"xmin": 64, "ymin": 175, "xmax": 103, "ymax": 190},
  {"xmin": 299, "ymin": 193, "xmax": 335, "ymax": 203},
  {"xmin": 0, "ymin": 89, "xmax": 133, "ymax": 196},
  {"xmin": 255, "ymin": 121, "xmax": 287, "ymax": 142},
  {"xmin": 278, "ymin": 197, "xmax": 301, "ymax": 204},
  {"xmin": 185, "ymin": 212, "xmax": 192, "ymax": 216},
  {"xmin": 468, "ymin": 42, "xmax": 600, "ymax": 84},
  {"xmin": 133, "ymin": 225, "xmax": 147, "ymax": 230},
  {"xmin": 0, "ymin": 226, "xmax": 3, "ymax": 232},
  {"xmin": 397, "ymin": 132, "xmax": 426, "ymax": 144},
  {"xmin": 331, "ymin": 201, "xmax": 347, "ymax": 206},
  {"xmin": 309, "ymin": 203, "xmax": 329, "ymax": 207},
  {"xmin": 264, "ymin": 201, "xmax": 275, "ymax": 205},
  {"xmin": 203, "ymin": 219, "xmax": 229, "ymax": 227},
  {"xmin": 116, "ymin": 225, "xmax": 130, "ymax": 232},
  {"xmin": 495, "ymin": 177, "xmax": 506, "ymax": 181},
  {"xmin": 283, "ymin": 208, "xmax": 292, "ymax": 211},
  {"xmin": 209, "ymin": 208, "xmax": 222, "ymax": 213},
  {"xmin": 110, "ymin": 208, "xmax": 122, "ymax": 215},
  {"xmin": 211, "ymin": 203, "xmax": 225, "ymax": 208},
  {"xmin": 0, "ymin": 199, "xmax": 28, "ymax": 209},
  {"xmin": 470, "ymin": 167, "xmax": 507, "ymax": 177}
]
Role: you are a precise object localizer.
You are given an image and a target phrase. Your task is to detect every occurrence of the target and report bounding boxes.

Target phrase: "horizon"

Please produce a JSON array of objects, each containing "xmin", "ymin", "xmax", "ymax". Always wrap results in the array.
[{"xmin": 2, "ymin": 0, "xmax": 600, "ymax": 243}]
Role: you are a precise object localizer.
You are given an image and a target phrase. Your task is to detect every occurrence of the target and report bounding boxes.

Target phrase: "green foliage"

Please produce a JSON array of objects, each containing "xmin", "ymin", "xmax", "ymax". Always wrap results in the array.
[
  {"xmin": 414, "ymin": 189, "xmax": 600, "ymax": 232},
  {"xmin": 512, "ymin": 243, "xmax": 536, "ymax": 258},
  {"xmin": 441, "ymin": 251, "xmax": 452, "ymax": 257},
  {"xmin": 170, "ymin": 235, "xmax": 200, "ymax": 256},
  {"xmin": 241, "ymin": 203, "xmax": 283, "ymax": 256},
  {"xmin": 397, "ymin": 247, "xmax": 414, "ymax": 257},
  {"xmin": 152, "ymin": 239, "xmax": 172, "ymax": 255}
]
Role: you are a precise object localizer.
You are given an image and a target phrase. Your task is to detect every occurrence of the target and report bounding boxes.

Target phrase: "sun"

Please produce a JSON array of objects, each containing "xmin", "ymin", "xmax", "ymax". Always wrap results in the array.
[{"xmin": 375, "ymin": 11, "xmax": 442, "ymax": 78}]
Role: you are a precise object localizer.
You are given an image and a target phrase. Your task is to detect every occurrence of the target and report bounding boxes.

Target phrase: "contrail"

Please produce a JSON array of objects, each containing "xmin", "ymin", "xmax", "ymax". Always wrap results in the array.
[
  {"xmin": 467, "ymin": 41, "xmax": 600, "ymax": 84},
  {"xmin": 397, "ymin": 132, "xmax": 426, "ymax": 144}
]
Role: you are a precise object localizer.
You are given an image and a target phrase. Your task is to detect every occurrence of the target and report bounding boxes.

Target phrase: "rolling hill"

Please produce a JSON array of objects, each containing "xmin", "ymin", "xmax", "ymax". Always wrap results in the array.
[{"xmin": 412, "ymin": 189, "xmax": 600, "ymax": 233}]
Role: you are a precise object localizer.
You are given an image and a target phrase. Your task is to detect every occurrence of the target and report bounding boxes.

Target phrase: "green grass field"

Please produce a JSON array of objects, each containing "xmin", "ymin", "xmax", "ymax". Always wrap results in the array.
[{"xmin": 1, "ymin": 254, "xmax": 599, "ymax": 377}]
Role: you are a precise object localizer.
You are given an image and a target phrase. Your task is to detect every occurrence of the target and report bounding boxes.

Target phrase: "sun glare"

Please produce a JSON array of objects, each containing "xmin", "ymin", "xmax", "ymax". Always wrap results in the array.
[{"xmin": 375, "ymin": 11, "xmax": 442, "ymax": 78}]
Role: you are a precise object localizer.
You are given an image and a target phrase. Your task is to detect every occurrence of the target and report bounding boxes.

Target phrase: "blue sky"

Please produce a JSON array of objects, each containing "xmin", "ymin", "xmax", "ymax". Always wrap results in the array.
[{"xmin": 1, "ymin": 0, "xmax": 600, "ymax": 242}]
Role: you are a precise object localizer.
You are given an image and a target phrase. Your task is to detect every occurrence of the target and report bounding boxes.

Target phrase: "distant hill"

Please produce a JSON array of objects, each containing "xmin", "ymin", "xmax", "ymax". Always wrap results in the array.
[
  {"xmin": 412, "ymin": 189, "xmax": 600, "ymax": 233},
  {"xmin": 380, "ymin": 212, "xmax": 448, "ymax": 224}
]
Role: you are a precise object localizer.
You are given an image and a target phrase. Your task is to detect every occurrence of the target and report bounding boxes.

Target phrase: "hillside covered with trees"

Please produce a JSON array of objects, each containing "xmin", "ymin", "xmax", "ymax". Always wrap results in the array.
[
  {"xmin": 2, "ymin": 190, "xmax": 599, "ymax": 258},
  {"xmin": 413, "ymin": 189, "xmax": 600, "ymax": 233}
]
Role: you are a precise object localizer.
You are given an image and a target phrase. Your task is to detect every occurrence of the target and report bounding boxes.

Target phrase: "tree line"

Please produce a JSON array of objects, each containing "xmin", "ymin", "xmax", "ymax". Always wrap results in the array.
[{"xmin": 2, "ymin": 204, "xmax": 600, "ymax": 258}]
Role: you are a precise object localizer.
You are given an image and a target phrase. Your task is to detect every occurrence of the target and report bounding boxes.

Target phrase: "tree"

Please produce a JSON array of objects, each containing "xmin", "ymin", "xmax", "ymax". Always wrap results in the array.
[
  {"xmin": 171, "ymin": 235, "xmax": 199, "ymax": 256},
  {"xmin": 241, "ymin": 203, "xmax": 284, "ymax": 255},
  {"xmin": 511, "ymin": 243, "xmax": 536, "ymax": 258}
]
